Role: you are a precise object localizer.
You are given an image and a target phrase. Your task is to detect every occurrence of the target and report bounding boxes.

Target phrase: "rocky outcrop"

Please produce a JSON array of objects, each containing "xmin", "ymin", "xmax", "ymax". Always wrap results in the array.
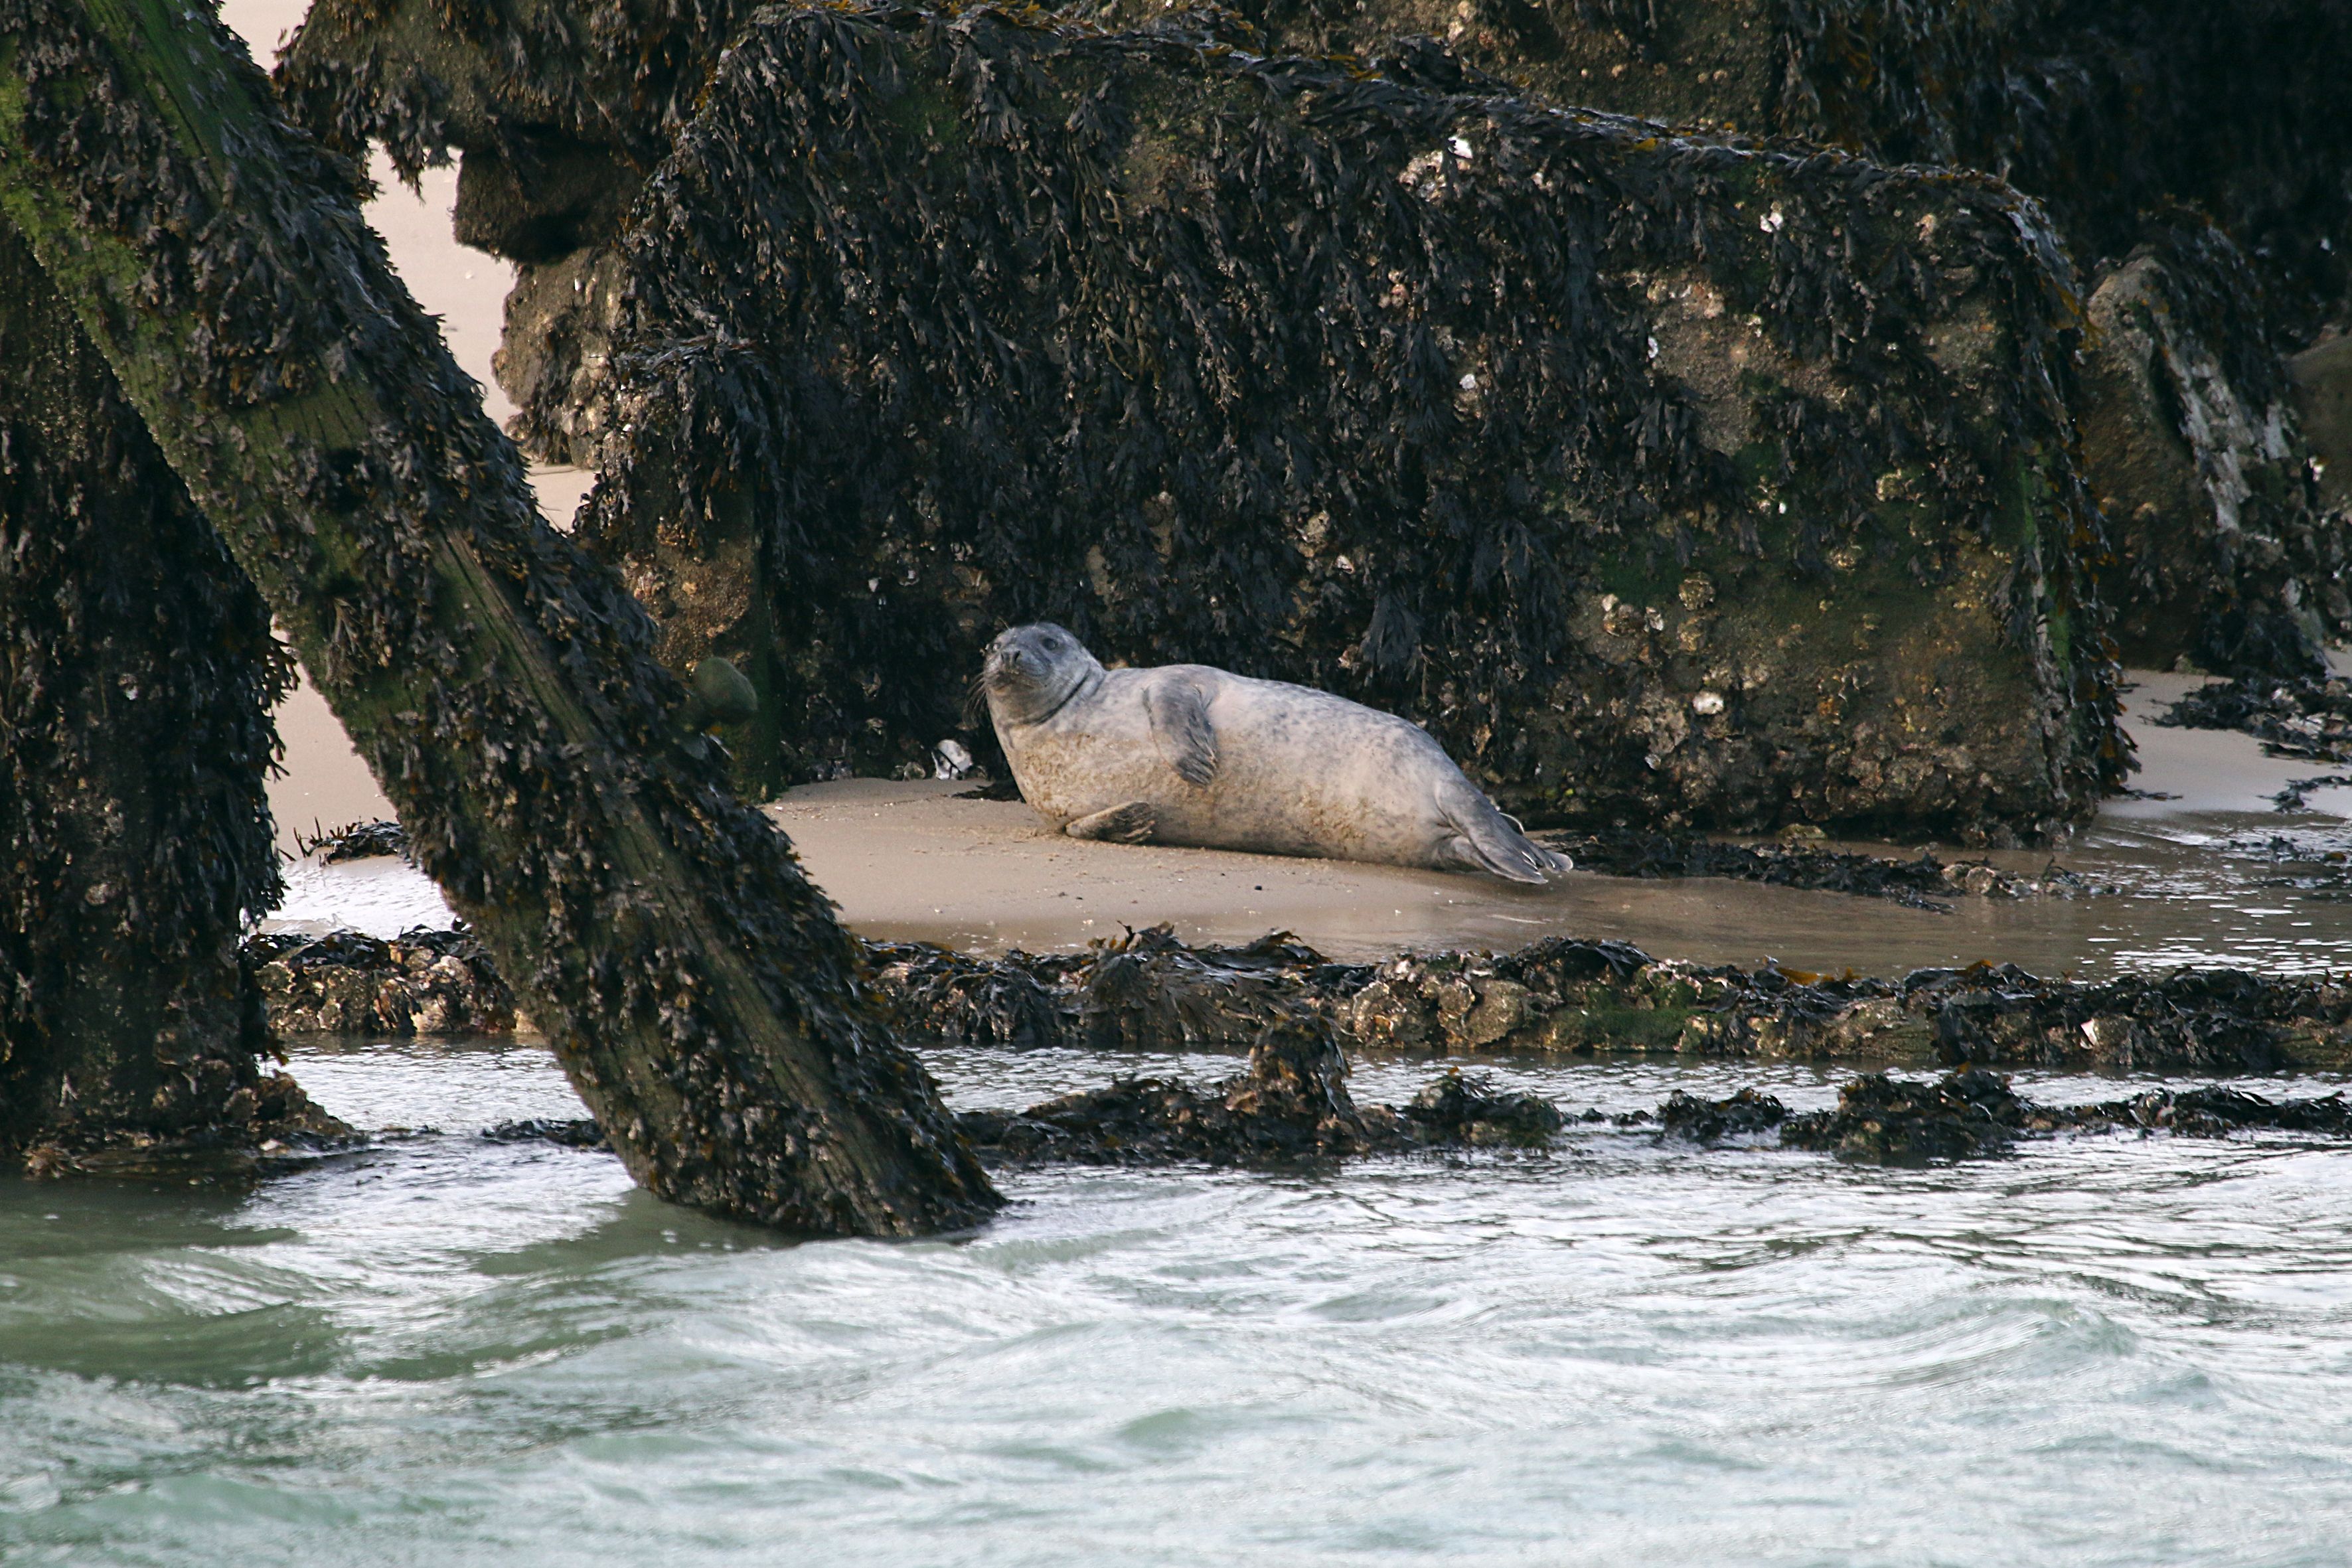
[
  {"xmin": 872, "ymin": 925, "xmax": 2352, "ymax": 1075},
  {"xmin": 285, "ymin": 3, "xmax": 2124, "ymax": 841},
  {"xmin": 1098, "ymin": 0, "xmax": 2352, "ymax": 348},
  {"xmin": 244, "ymin": 927, "xmax": 522, "ymax": 1036},
  {"xmin": 2074, "ymin": 221, "xmax": 2346, "ymax": 674}
]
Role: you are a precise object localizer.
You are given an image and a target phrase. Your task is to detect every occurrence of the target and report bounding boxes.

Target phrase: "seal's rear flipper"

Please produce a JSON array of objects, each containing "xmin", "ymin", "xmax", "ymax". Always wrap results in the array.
[
  {"xmin": 1066, "ymin": 801, "xmax": 1157, "ymax": 844},
  {"xmin": 1437, "ymin": 787, "xmax": 1571, "ymax": 884}
]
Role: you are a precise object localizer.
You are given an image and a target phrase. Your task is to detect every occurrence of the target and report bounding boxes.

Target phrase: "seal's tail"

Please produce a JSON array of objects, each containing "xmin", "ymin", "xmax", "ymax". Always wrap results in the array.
[{"xmin": 1437, "ymin": 785, "xmax": 1573, "ymax": 884}]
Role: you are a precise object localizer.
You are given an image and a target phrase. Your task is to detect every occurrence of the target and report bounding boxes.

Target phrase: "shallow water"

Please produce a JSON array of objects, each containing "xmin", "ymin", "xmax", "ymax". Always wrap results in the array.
[{"xmin": 9, "ymin": 1038, "xmax": 2352, "ymax": 1565}]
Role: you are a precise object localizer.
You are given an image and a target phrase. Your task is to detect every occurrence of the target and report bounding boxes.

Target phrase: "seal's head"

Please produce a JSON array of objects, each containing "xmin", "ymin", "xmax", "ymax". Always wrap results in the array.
[{"xmin": 980, "ymin": 623, "xmax": 1102, "ymax": 725}]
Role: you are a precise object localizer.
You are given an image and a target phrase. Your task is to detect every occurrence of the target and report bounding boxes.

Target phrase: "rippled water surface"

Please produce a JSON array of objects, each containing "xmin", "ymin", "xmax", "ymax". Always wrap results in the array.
[{"xmin": 7, "ymin": 1036, "xmax": 2352, "ymax": 1566}]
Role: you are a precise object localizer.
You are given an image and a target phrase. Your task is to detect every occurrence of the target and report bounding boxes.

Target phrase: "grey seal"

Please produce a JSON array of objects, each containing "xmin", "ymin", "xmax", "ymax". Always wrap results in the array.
[{"xmin": 979, "ymin": 624, "xmax": 1571, "ymax": 884}]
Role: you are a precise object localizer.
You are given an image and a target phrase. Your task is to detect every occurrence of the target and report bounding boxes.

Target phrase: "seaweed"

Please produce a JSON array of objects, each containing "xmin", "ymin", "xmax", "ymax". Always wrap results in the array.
[
  {"xmin": 301, "ymin": 817, "xmax": 413, "ymax": 862},
  {"xmin": 2272, "ymin": 777, "xmax": 2352, "ymax": 815}
]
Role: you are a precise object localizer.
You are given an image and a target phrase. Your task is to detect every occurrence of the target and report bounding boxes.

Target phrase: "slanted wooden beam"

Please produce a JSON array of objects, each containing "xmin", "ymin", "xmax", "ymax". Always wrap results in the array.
[{"xmin": 0, "ymin": 0, "xmax": 997, "ymax": 1234}]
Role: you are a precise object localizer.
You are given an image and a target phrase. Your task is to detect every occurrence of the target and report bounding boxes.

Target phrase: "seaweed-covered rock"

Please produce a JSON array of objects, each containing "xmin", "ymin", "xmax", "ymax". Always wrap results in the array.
[
  {"xmin": 244, "ymin": 927, "xmax": 524, "ymax": 1036},
  {"xmin": 877, "ymin": 925, "xmax": 2352, "ymax": 1074},
  {"xmin": 1404, "ymin": 1067, "xmax": 1565, "ymax": 1144},
  {"xmin": 2156, "ymin": 674, "xmax": 2352, "ymax": 765},
  {"xmin": 1667, "ymin": 1071, "xmax": 2352, "ymax": 1164},
  {"xmin": 955, "ymin": 1010, "xmax": 1557, "ymax": 1163},
  {"xmin": 2074, "ymin": 221, "xmax": 2345, "ymax": 675},
  {"xmin": 1140, "ymin": 0, "xmax": 2352, "ymax": 674},
  {"xmin": 1918, "ymin": 965, "xmax": 2352, "ymax": 1075},
  {"xmin": 293, "ymin": 2, "xmax": 2119, "ymax": 840},
  {"xmin": 1111, "ymin": 0, "xmax": 2352, "ymax": 347},
  {"xmin": 2063, "ymin": 1085, "xmax": 2352, "ymax": 1140},
  {"xmin": 1, "ymin": 217, "xmax": 347, "ymax": 1174},
  {"xmin": 1778, "ymin": 1067, "xmax": 2024, "ymax": 1162},
  {"xmin": 1656, "ymin": 1084, "xmax": 1786, "ymax": 1142}
]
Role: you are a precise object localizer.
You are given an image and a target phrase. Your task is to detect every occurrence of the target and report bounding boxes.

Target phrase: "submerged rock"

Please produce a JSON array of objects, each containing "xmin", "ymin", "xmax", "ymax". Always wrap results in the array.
[
  {"xmin": 1668, "ymin": 1069, "xmax": 2352, "ymax": 1164},
  {"xmin": 482, "ymin": 1117, "xmax": 609, "ymax": 1148},
  {"xmin": 283, "ymin": 1, "xmax": 2122, "ymax": 843},
  {"xmin": 956, "ymin": 1012, "xmax": 1558, "ymax": 1165},
  {"xmin": 1778, "ymin": 1068, "xmax": 2025, "ymax": 1162},
  {"xmin": 1657, "ymin": 1085, "xmax": 1787, "ymax": 1142}
]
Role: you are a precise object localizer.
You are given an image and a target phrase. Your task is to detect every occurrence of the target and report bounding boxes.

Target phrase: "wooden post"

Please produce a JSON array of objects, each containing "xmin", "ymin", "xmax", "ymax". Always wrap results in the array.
[
  {"xmin": 0, "ymin": 214, "xmax": 340, "ymax": 1172},
  {"xmin": 0, "ymin": 0, "xmax": 997, "ymax": 1233}
]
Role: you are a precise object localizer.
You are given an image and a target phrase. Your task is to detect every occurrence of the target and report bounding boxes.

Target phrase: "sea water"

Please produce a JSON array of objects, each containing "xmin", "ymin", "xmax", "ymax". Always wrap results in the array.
[{"xmin": 5, "ymin": 1031, "xmax": 2352, "ymax": 1566}]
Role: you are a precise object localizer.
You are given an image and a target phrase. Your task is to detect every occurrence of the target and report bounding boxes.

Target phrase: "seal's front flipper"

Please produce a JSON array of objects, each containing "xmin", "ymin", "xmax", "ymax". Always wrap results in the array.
[
  {"xmin": 1066, "ymin": 801, "xmax": 1158, "ymax": 844},
  {"xmin": 1436, "ymin": 785, "xmax": 1571, "ymax": 884},
  {"xmin": 1145, "ymin": 679, "xmax": 1217, "ymax": 787}
]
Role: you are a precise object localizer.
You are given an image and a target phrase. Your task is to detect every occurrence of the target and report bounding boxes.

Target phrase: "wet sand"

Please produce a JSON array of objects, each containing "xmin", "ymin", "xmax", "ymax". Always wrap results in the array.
[{"xmin": 266, "ymin": 669, "xmax": 2352, "ymax": 979}]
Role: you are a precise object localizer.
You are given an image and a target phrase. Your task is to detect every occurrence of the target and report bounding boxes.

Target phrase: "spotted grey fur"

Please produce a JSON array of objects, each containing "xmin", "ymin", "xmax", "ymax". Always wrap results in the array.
[{"xmin": 979, "ymin": 625, "xmax": 1571, "ymax": 884}]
